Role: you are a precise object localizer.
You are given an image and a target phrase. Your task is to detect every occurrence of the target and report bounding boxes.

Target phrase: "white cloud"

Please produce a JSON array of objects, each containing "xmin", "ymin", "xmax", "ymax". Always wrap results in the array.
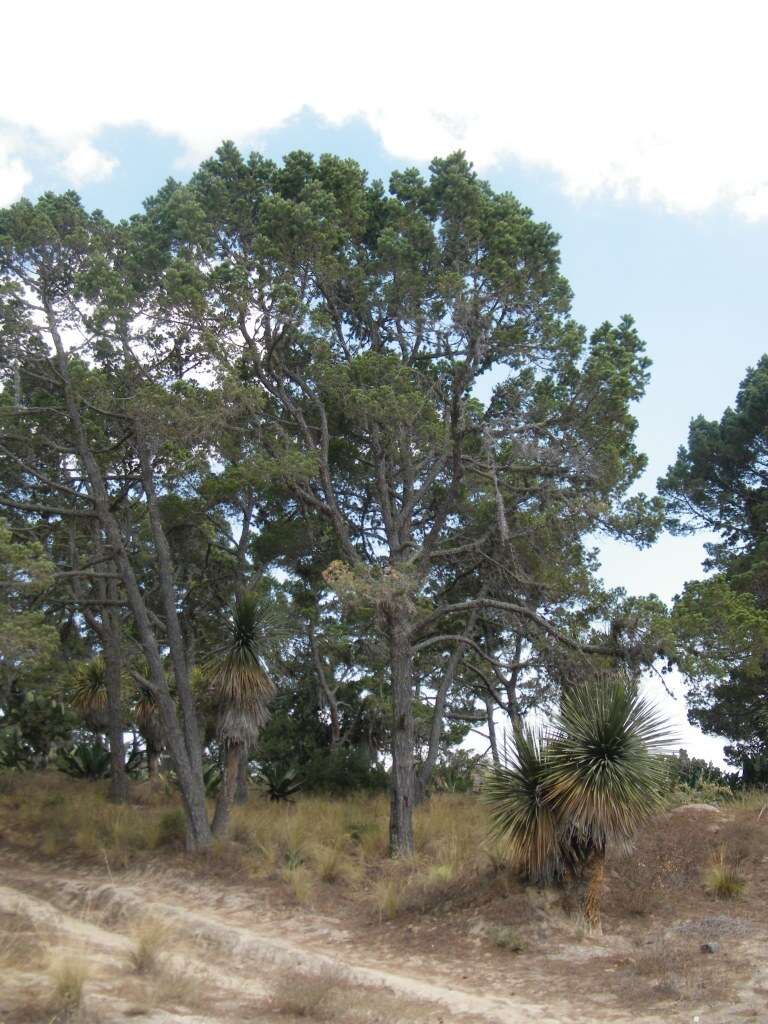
[
  {"xmin": 0, "ymin": 140, "xmax": 31, "ymax": 206},
  {"xmin": 2, "ymin": 0, "xmax": 768, "ymax": 217},
  {"xmin": 61, "ymin": 141, "xmax": 118, "ymax": 185}
]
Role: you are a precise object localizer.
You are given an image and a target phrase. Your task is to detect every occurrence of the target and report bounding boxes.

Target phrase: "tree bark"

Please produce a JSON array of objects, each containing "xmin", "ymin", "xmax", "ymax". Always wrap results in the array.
[
  {"xmin": 578, "ymin": 846, "xmax": 606, "ymax": 934},
  {"xmin": 415, "ymin": 607, "xmax": 480, "ymax": 803},
  {"xmin": 484, "ymin": 692, "xmax": 500, "ymax": 766},
  {"xmin": 212, "ymin": 742, "xmax": 241, "ymax": 837},
  {"xmin": 103, "ymin": 603, "xmax": 128, "ymax": 803},
  {"xmin": 234, "ymin": 747, "xmax": 250, "ymax": 804},
  {"xmin": 45, "ymin": 303, "xmax": 212, "ymax": 850},
  {"xmin": 387, "ymin": 608, "xmax": 416, "ymax": 856}
]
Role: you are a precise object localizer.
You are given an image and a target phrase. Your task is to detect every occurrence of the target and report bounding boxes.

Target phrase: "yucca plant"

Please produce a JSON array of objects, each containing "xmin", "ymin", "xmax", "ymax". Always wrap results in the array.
[
  {"xmin": 485, "ymin": 677, "xmax": 673, "ymax": 931},
  {"xmin": 129, "ymin": 684, "xmax": 164, "ymax": 777},
  {"xmin": 207, "ymin": 592, "xmax": 279, "ymax": 835},
  {"xmin": 484, "ymin": 725, "xmax": 563, "ymax": 883},
  {"xmin": 70, "ymin": 657, "xmax": 109, "ymax": 732}
]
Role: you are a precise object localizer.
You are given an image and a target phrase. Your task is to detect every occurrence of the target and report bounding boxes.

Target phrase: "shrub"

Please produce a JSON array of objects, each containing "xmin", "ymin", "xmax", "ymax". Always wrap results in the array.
[
  {"xmin": 155, "ymin": 807, "xmax": 187, "ymax": 849},
  {"xmin": 488, "ymin": 924, "xmax": 526, "ymax": 952},
  {"xmin": 56, "ymin": 741, "xmax": 111, "ymax": 780}
]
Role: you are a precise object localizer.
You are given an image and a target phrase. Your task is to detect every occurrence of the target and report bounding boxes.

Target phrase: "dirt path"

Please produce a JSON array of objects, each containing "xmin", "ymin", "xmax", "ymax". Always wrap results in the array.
[{"xmin": 1, "ymin": 852, "xmax": 764, "ymax": 1024}]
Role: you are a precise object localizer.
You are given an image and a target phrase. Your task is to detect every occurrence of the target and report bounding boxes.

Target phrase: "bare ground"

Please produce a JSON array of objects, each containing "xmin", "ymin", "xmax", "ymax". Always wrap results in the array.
[{"xmin": 2, "ymin": 806, "xmax": 768, "ymax": 1024}]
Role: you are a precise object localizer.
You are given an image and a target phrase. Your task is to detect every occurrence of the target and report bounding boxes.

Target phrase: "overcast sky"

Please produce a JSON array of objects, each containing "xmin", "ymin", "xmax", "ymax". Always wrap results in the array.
[{"xmin": 5, "ymin": 1, "xmax": 768, "ymax": 765}]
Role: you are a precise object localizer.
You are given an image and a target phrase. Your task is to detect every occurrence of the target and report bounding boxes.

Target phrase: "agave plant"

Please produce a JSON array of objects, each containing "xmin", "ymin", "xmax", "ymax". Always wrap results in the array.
[
  {"xmin": 56, "ymin": 740, "xmax": 112, "ymax": 780},
  {"xmin": 256, "ymin": 763, "xmax": 302, "ymax": 802},
  {"xmin": 207, "ymin": 592, "xmax": 279, "ymax": 835},
  {"xmin": 485, "ymin": 678, "xmax": 673, "ymax": 930}
]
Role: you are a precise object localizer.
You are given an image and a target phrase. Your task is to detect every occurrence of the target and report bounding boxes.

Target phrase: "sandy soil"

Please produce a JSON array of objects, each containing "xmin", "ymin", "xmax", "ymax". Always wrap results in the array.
[{"xmin": 2, "ymin": 822, "xmax": 768, "ymax": 1024}]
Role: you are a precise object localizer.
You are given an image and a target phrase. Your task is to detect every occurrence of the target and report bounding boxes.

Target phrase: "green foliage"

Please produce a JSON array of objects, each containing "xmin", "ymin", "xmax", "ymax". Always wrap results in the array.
[
  {"xmin": 56, "ymin": 740, "xmax": 111, "ymax": 780},
  {"xmin": 484, "ymin": 678, "xmax": 672, "ymax": 881},
  {"xmin": 429, "ymin": 749, "xmax": 484, "ymax": 794},
  {"xmin": 662, "ymin": 748, "xmax": 733, "ymax": 790},
  {"xmin": 256, "ymin": 763, "xmax": 302, "ymax": 802},
  {"xmin": 202, "ymin": 760, "xmax": 222, "ymax": 796},
  {"xmin": 0, "ymin": 687, "xmax": 76, "ymax": 769},
  {"xmin": 0, "ymin": 519, "xmax": 57, "ymax": 687},
  {"xmin": 662, "ymin": 358, "xmax": 768, "ymax": 774},
  {"xmin": 206, "ymin": 592, "xmax": 279, "ymax": 747}
]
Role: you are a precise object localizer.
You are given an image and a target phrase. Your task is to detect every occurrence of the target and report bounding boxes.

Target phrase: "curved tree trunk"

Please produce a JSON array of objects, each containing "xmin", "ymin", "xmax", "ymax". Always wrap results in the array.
[{"xmin": 47, "ymin": 308, "xmax": 212, "ymax": 851}]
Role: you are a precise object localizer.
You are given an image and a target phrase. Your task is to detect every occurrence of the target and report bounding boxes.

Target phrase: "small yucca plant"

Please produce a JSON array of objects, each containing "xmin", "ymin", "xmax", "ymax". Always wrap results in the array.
[{"xmin": 485, "ymin": 677, "xmax": 673, "ymax": 931}]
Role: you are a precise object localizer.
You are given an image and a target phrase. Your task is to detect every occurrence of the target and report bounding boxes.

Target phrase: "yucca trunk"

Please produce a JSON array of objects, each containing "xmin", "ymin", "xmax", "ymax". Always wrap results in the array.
[
  {"xmin": 235, "ymin": 748, "xmax": 250, "ymax": 804},
  {"xmin": 579, "ymin": 846, "xmax": 606, "ymax": 934},
  {"xmin": 212, "ymin": 742, "xmax": 242, "ymax": 836}
]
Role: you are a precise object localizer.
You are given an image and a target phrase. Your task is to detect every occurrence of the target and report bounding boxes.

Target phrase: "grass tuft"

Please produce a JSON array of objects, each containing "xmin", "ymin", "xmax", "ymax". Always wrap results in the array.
[
  {"xmin": 128, "ymin": 917, "xmax": 168, "ymax": 974},
  {"xmin": 47, "ymin": 954, "xmax": 89, "ymax": 1020},
  {"xmin": 704, "ymin": 845, "xmax": 746, "ymax": 899}
]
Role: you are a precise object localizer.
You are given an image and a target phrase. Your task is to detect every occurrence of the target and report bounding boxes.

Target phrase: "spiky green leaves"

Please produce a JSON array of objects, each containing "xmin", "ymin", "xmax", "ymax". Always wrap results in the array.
[
  {"xmin": 483, "ymin": 726, "xmax": 563, "ymax": 882},
  {"xmin": 69, "ymin": 658, "xmax": 108, "ymax": 715},
  {"xmin": 206, "ymin": 592, "xmax": 279, "ymax": 746},
  {"xmin": 484, "ymin": 678, "xmax": 674, "ymax": 881}
]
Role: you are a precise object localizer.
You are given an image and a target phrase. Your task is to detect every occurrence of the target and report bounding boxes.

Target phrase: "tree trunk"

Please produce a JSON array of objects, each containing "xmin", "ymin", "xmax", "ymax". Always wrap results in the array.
[
  {"xmin": 415, "ymin": 611, "xmax": 478, "ymax": 803},
  {"xmin": 46, "ymin": 305, "xmax": 212, "ymax": 851},
  {"xmin": 388, "ymin": 610, "xmax": 415, "ymax": 856},
  {"xmin": 103, "ymin": 606, "xmax": 128, "ymax": 803},
  {"xmin": 147, "ymin": 747, "xmax": 160, "ymax": 778},
  {"xmin": 212, "ymin": 742, "xmax": 241, "ymax": 837},
  {"xmin": 484, "ymin": 693, "xmax": 500, "ymax": 766},
  {"xmin": 579, "ymin": 846, "xmax": 606, "ymax": 934},
  {"xmin": 234, "ymin": 747, "xmax": 250, "ymax": 804}
]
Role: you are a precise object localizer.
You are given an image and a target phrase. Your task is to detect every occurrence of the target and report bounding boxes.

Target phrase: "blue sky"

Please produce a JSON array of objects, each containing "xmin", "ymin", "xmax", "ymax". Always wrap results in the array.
[{"xmin": 5, "ymin": 1, "xmax": 768, "ymax": 765}]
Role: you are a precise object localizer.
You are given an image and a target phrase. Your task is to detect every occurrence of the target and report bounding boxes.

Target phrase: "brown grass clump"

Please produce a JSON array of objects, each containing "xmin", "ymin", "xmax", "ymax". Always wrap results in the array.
[
  {"xmin": 704, "ymin": 845, "xmax": 746, "ymax": 900},
  {"xmin": 128, "ymin": 917, "xmax": 168, "ymax": 975},
  {"xmin": 268, "ymin": 968, "xmax": 447, "ymax": 1023},
  {"xmin": 270, "ymin": 968, "xmax": 339, "ymax": 1018},
  {"xmin": 46, "ymin": 954, "xmax": 89, "ymax": 1021}
]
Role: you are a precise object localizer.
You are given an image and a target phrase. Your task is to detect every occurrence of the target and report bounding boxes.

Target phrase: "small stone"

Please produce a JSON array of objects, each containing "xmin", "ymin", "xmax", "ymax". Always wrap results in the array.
[{"xmin": 700, "ymin": 941, "xmax": 720, "ymax": 954}]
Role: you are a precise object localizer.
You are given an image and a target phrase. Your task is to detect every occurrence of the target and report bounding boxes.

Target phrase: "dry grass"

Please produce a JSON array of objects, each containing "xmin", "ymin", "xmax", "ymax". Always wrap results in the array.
[
  {"xmin": 270, "ymin": 969, "xmax": 340, "ymax": 1018},
  {"xmin": 0, "ymin": 909, "xmax": 45, "ymax": 970},
  {"xmin": 128, "ymin": 916, "xmax": 168, "ymax": 974},
  {"xmin": 704, "ymin": 845, "xmax": 746, "ymax": 899},
  {"xmin": 267, "ymin": 968, "xmax": 448, "ymax": 1023},
  {"xmin": 47, "ymin": 954, "xmax": 89, "ymax": 1020}
]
